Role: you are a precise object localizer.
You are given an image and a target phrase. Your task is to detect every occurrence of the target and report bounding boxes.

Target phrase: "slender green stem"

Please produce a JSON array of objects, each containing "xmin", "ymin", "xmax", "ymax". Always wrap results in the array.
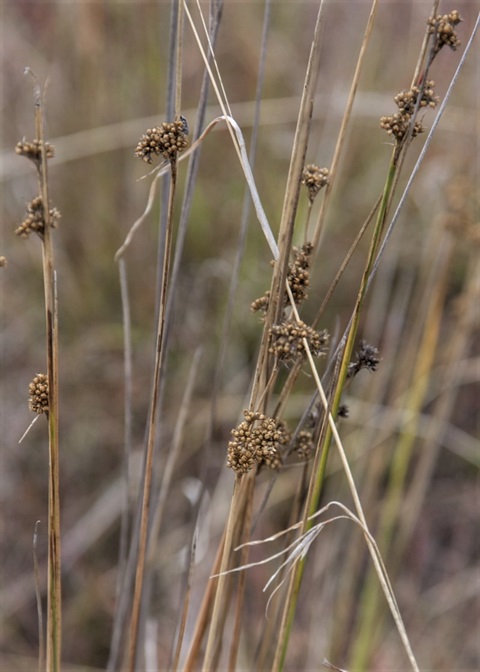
[{"xmin": 273, "ymin": 146, "xmax": 398, "ymax": 671}]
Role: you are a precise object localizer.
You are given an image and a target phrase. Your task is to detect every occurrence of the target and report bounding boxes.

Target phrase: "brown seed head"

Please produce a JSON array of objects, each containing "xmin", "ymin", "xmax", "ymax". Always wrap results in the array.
[
  {"xmin": 15, "ymin": 196, "xmax": 61, "ymax": 239},
  {"xmin": 15, "ymin": 138, "xmax": 55, "ymax": 165},
  {"xmin": 269, "ymin": 319, "xmax": 329, "ymax": 363},
  {"xmin": 301, "ymin": 165, "xmax": 330, "ymax": 202},
  {"xmin": 134, "ymin": 118, "xmax": 189, "ymax": 164},
  {"xmin": 428, "ymin": 10, "xmax": 462, "ymax": 54},
  {"xmin": 29, "ymin": 373, "xmax": 49, "ymax": 414},
  {"xmin": 226, "ymin": 411, "xmax": 290, "ymax": 475}
]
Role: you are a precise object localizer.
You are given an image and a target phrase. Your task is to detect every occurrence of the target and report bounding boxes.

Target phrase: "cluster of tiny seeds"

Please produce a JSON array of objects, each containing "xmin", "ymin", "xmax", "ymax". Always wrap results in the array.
[
  {"xmin": 29, "ymin": 373, "xmax": 49, "ymax": 414},
  {"xmin": 15, "ymin": 196, "xmax": 61, "ymax": 239},
  {"xmin": 394, "ymin": 81, "xmax": 439, "ymax": 115},
  {"xmin": 301, "ymin": 165, "xmax": 330, "ymax": 202},
  {"xmin": 269, "ymin": 319, "xmax": 328, "ymax": 363},
  {"xmin": 15, "ymin": 138, "xmax": 55, "ymax": 164},
  {"xmin": 294, "ymin": 430, "xmax": 315, "ymax": 460},
  {"xmin": 427, "ymin": 10, "xmax": 462, "ymax": 54},
  {"xmin": 347, "ymin": 340, "xmax": 380, "ymax": 378},
  {"xmin": 250, "ymin": 290, "xmax": 271, "ymax": 314},
  {"xmin": 251, "ymin": 243, "xmax": 314, "ymax": 315},
  {"xmin": 338, "ymin": 404, "xmax": 349, "ymax": 419},
  {"xmin": 380, "ymin": 112, "xmax": 425, "ymax": 142},
  {"xmin": 226, "ymin": 410, "xmax": 290, "ymax": 475},
  {"xmin": 288, "ymin": 242, "xmax": 314, "ymax": 305},
  {"xmin": 134, "ymin": 118, "xmax": 189, "ymax": 163}
]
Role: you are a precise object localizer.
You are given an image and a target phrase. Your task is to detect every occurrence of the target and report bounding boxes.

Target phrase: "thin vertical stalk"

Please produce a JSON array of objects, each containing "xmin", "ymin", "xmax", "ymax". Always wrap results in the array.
[
  {"xmin": 311, "ymin": 0, "xmax": 379, "ymax": 251},
  {"xmin": 202, "ymin": 476, "xmax": 243, "ymax": 670},
  {"xmin": 127, "ymin": 159, "xmax": 178, "ymax": 671},
  {"xmin": 272, "ymin": 150, "xmax": 396, "ymax": 672},
  {"xmin": 26, "ymin": 71, "xmax": 62, "ymax": 672}
]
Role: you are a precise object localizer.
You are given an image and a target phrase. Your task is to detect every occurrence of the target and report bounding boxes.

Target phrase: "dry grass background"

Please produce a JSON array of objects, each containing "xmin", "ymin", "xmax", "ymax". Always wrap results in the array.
[{"xmin": 1, "ymin": 1, "xmax": 479, "ymax": 670}]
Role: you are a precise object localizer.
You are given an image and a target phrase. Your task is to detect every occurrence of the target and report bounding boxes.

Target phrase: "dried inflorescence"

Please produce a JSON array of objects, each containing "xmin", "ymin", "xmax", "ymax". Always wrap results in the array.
[
  {"xmin": 428, "ymin": 10, "xmax": 462, "ymax": 54},
  {"xmin": 134, "ymin": 117, "xmax": 189, "ymax": 163},
  {"xmin": 269, "ymin": 319, "xmax": 329, "ymax": 363},
  {"xmin": 294, "ymin": 430, "xmax": 315, "ymax": 460},
  {"xmin": 301, "ymin": 165, "xmax": 330, "ymax": 202},
  {"xmin": 380, "ymin": 112, "xmax": 425, "ymax": 142},
  {"xmin": 394, "ymin": 81, "xmax": 439, "ymax": 115},
  {"xmin": 29, "ymin": 373, "xmax": 49, "ymax": 414},
  {"xmin": 289, "ymin": 242, "xmax": 314, "ymax": 305},
  {"xmin": 251, "ymin": 243, "xmax": 314, "ymax": 315},
  {"xmin": 347, "ymin": 340, "xmax": 380, "ymax": 378},
  {"xmin": 15, "ymin": 138, "xmax": 55, "ymax": 165},
  {"xmin": 15, "ymin": 196, "xmax": 61, "ymax": 239},
  {"xmin": 226, "ymin": 410, "xmax": 290, "ymax": 475},
  {"xmin": 250, "ymin": 291, "xmax": 271, "ymax": 314},
  {"xmin": 380, "ymin": 78, "xmax": 442, "ymax": 143},
  {"xmin": 0, "ymin": 256, "xmax": 7, "ymax": 268}
]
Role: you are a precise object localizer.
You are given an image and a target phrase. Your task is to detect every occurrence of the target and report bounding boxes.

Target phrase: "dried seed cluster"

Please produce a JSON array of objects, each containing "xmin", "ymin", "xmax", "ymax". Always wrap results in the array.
[
  {"xmin": 226, "ymin": 410, "xmax": 290, "ymax": 475},
  {"xmin": 15, "ymin": 138, "xmax": 55, "ymax": 164},
  {"xmin": 428, "ymin": 10, "xmax": 462, "ymax": 54},
  {"xmin": 294, "ymin": 430, "xmax": 315, "ymax": 460},
  {"xmin": 250, "ymin": 291, "xmax": 271, "ymax": 314},
  {"xmin": 0, "ymin": 256, "xmax": 7, "ymax": 268},
  {"xmin": 251, "ymin": 243, "xmax": 314, "ymax": 315},
  {"xmin": 381, "ymin": 80, "xmax": 439, "ymax": 142},
  {"xmin": 301, "ymin": 165, "xmax": 330, "ymax": 202},
  {"xmin": 394, "ymin": 81, "xmax": 439, "ymax": 115},
  {"xmin": 347, "ymin": 340, "xmax": 380, "ymax": 378},
  {"xmin": 15, "ymin": 196, "xmax": 61, "ymax": 239},
  {"xmin": 289, "ymin": 242, "xmax": 313, "ymax": 305},
  {"xmin": 269, "ymin": 319, "xmax": 328, "ymax": 363},
  {"xmin": 380, "ymin": 111, "xmax": 425, "ymax": 143},
  {"xmin": 29, "ymin": 373, "xmax": 49, "ymax": 414},
  {"xmin": 134, "ymin": 118, "xmax": 189, "ymax": 163}
]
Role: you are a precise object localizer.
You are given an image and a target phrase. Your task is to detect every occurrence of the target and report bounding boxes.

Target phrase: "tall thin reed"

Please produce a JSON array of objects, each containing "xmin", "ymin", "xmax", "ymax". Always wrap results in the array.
[{"xmin": 15, "ymin": 71, "xmax": 62, "ymax": 672}]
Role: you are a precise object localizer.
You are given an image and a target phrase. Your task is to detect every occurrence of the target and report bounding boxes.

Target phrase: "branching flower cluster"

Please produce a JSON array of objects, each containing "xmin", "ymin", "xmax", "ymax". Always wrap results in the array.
[
  {"xmin": 227, "ymin": 410, "xmax": 290, "ymax": 475},
  {"xmin": 428, "ymin": 10, "xmax": 462, "ymax": 54},
  {"xmin": 15, "ymin": 196, "xmax": 61, "ymax": 239},
  {"xmin": 134, "ymin": 117, "xmax": 189, "ymax": 163},
  {"xmin": 269, "ymin": 319, "xmax": 329, "ymax": 364},
  {"xmin": 16, "ymin": 138, "xmax": 55, "ymax": 165},
  {"xmin": 251, "ymin": 242, "xmax": 315, "ymax": 315}
]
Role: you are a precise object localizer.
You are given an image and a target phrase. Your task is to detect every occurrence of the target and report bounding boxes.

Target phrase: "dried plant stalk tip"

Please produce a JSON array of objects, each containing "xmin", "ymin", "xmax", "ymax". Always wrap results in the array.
[
  {"xmin": 0, "ymin": 256, "xmax": 7, "ymax": 268},
  {"xmin": 29, "ymin": 373, "xmax": 49, "ymax": 414},
  {"xmin": 134, "ymin": 118, "xmax": 189, "ymax": 163},
  {"xmin": 15, "ymin": 138, "xmax": 55, "ymax": 163}
]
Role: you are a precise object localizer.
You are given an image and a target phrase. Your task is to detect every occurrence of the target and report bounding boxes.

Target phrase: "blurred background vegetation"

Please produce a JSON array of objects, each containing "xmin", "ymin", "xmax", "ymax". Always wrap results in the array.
[{"xmin": 1, "ymin": 1, "xmax": 478, "ymax": 670}]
